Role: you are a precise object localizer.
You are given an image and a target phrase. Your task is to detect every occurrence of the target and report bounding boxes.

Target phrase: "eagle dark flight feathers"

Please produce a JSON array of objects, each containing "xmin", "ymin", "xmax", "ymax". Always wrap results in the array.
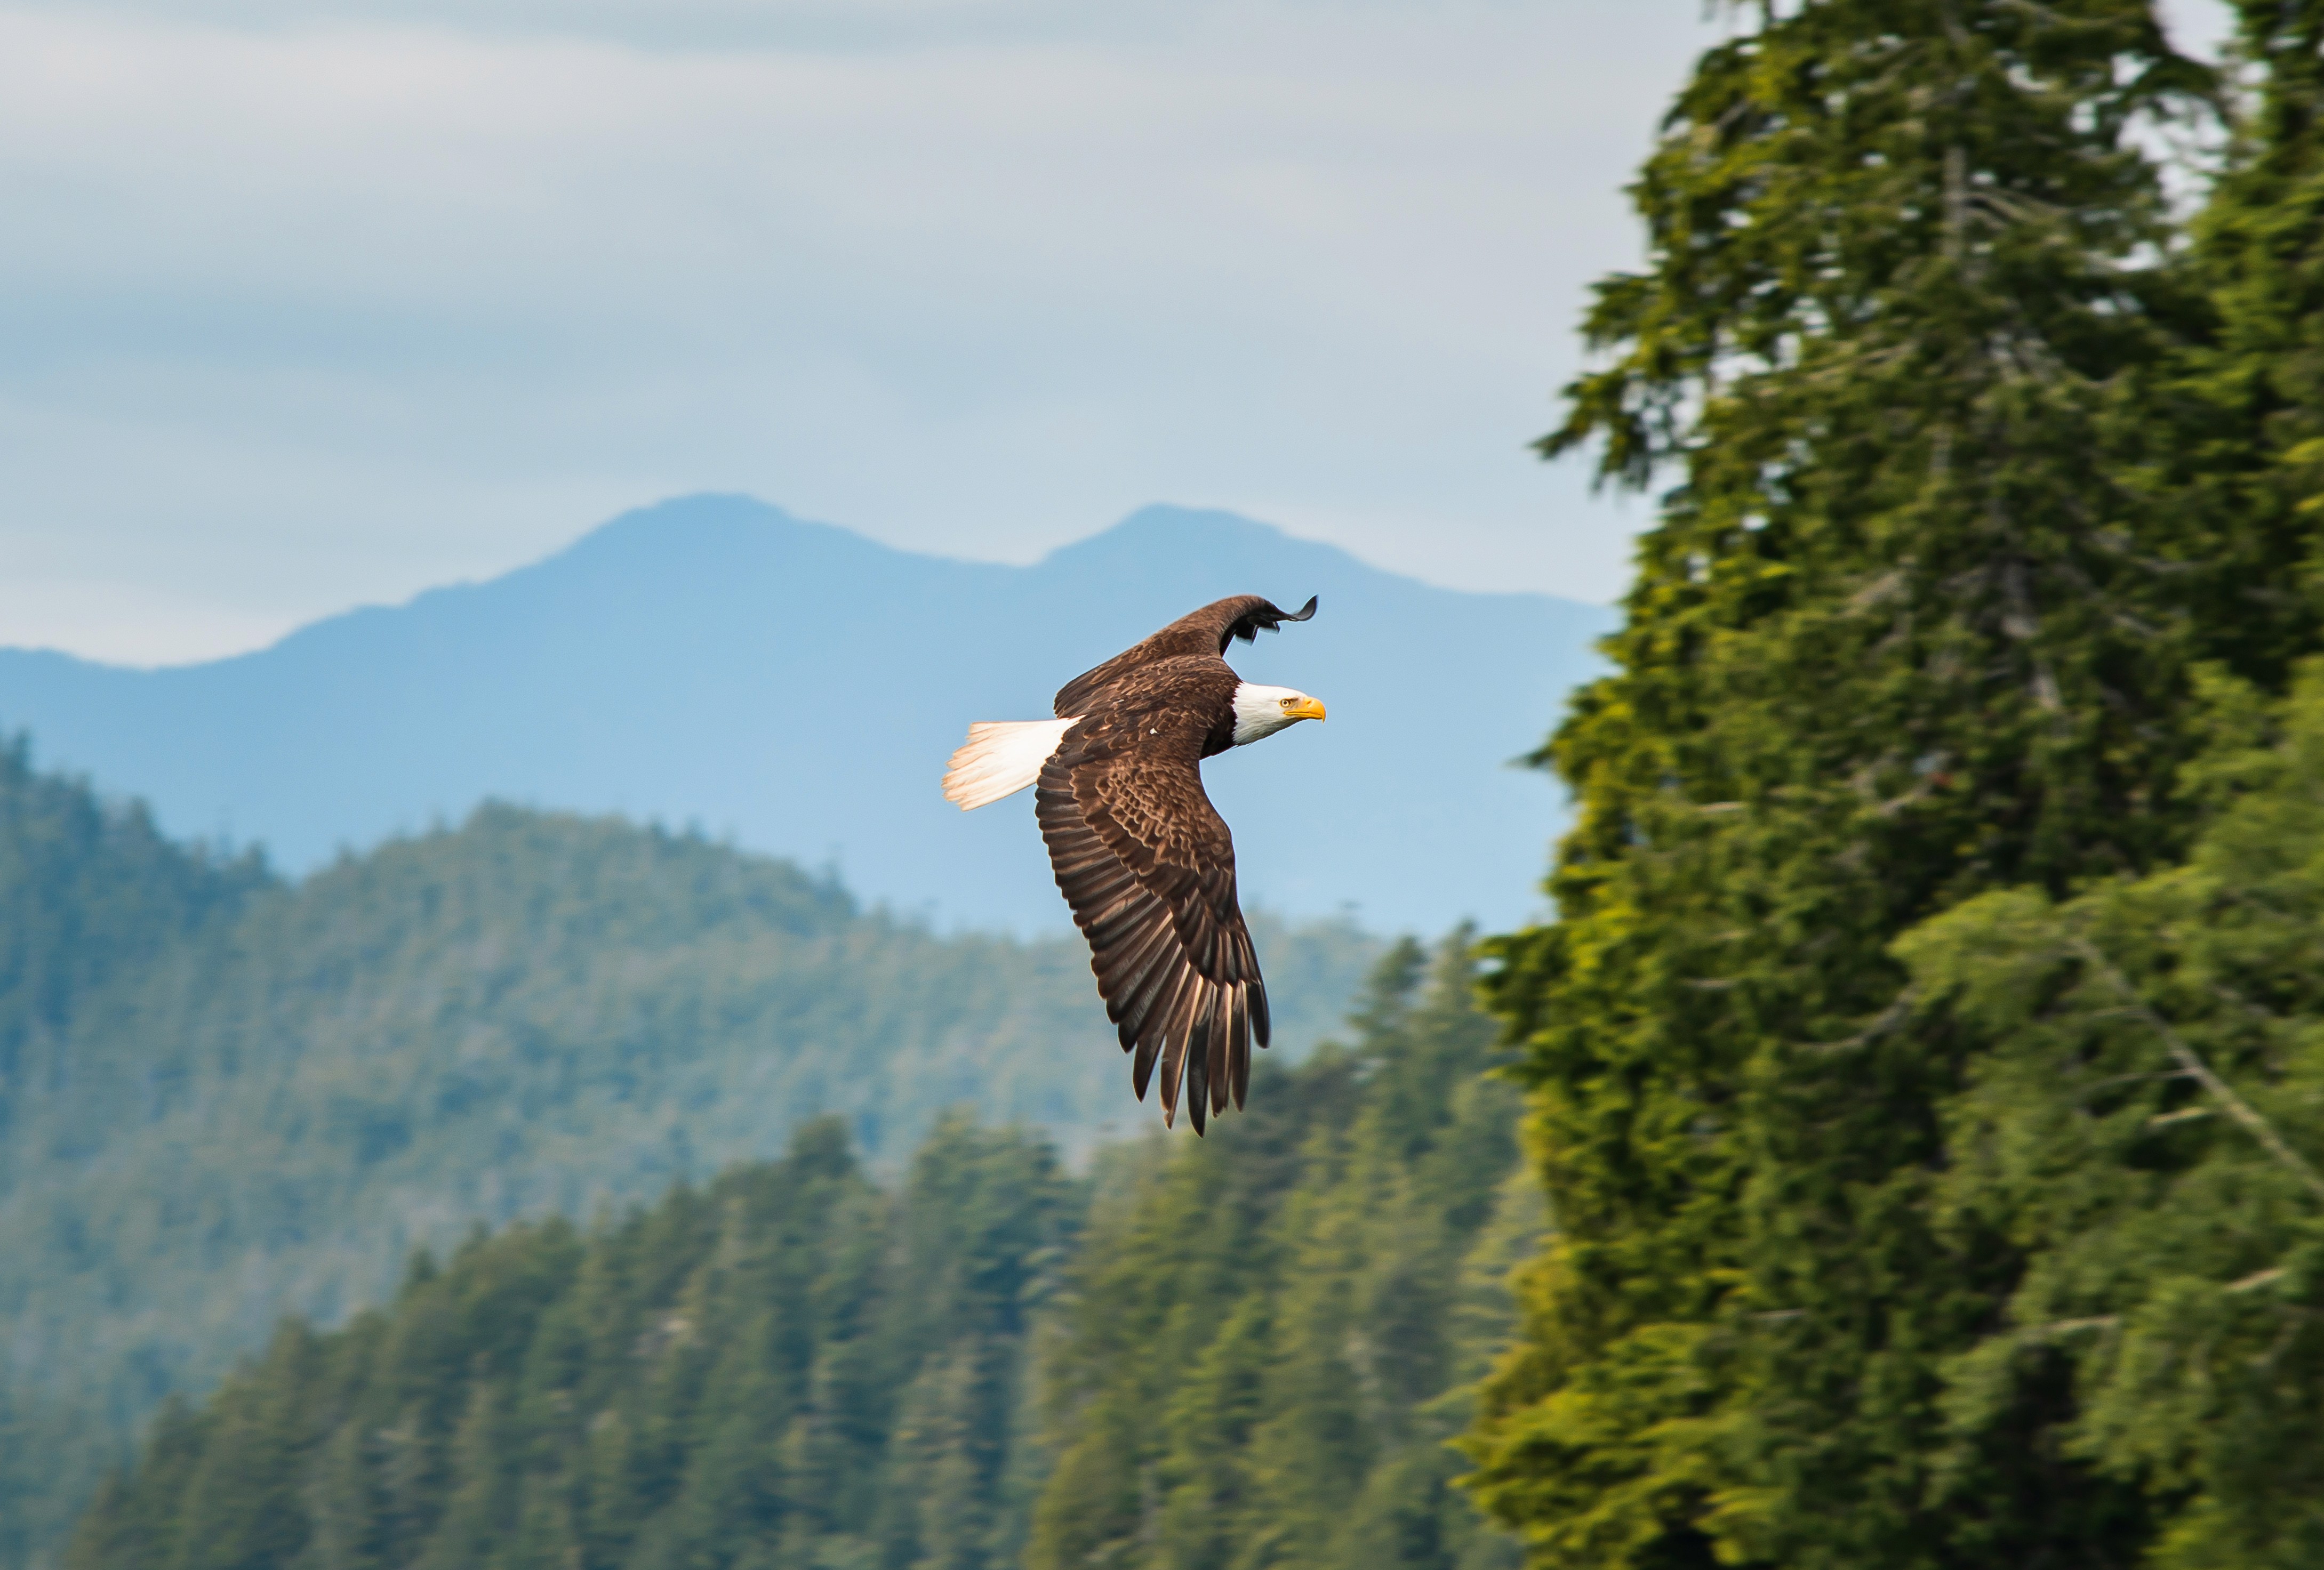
[{"xmin": 941, "ymin": 594, "xmax": 1324, "ymax": 1133}]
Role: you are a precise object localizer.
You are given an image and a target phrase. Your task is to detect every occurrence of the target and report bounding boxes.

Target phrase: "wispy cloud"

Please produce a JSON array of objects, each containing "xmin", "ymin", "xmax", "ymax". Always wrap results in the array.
[{"xmin": 1, "ymin": 2, "xmax": 2229, "ymax": 663}]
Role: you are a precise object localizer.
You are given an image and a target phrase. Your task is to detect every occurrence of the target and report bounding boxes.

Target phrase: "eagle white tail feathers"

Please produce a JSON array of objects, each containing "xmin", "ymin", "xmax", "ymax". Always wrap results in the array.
[{"xmin": 943, "ymin": 718, "xmax": 1078, "ymax": 810}]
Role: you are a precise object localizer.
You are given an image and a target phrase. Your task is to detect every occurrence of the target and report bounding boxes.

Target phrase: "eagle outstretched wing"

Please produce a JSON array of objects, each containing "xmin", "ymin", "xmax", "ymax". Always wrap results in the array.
[
  {"xmin": 1033, "ymin": 727, "xmax": 1268, "ymax": 1133},
  {"xmin": 944, "ymin": 591, "xmax": 1320, "ymax": 1131},
  {"xmin": 1053, "ymin": 594, "xmax": 1317, "ymax": 717}
]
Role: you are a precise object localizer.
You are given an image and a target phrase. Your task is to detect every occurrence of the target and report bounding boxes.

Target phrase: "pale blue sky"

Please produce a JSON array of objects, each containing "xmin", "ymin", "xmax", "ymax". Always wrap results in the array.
[{"xmin": 0, "ymin": 0, "xmax": 2233, "ymax": 664}]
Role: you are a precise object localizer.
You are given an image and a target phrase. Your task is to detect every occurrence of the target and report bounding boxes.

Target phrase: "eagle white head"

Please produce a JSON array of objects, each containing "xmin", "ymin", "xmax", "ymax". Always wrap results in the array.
[{"xmin": 1231, "ymin": 683, "xmax": 1327, "ymax": 746}]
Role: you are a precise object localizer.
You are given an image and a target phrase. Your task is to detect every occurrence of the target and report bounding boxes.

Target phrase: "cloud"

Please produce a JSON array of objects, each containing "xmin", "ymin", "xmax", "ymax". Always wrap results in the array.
[{"xmin": 3, "ymin": 1, "xmax": 2231, "ymax": 664}]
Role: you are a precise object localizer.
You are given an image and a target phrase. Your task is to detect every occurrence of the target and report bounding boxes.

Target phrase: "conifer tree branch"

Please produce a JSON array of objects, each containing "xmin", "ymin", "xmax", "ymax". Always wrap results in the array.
[{"xmin": 2066, "ymin": 936, "xmax": 2324, "ymax": 1204}]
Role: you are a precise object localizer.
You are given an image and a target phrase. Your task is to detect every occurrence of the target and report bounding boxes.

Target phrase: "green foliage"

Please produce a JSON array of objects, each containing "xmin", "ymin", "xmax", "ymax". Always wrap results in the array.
[
  {"xmin": 65, "ymin": 1115, "xmax": 1080, "ymax": 1570},
  {"xmin": 49, "ymin": 939, "xmax": 1526, "ymax": 1570},
  {"xmin": 0, "ymin": 751, "xmax": 1377, "ymax": 1569},
  {"xmin": 1896, "ymin": 663, "xmax": 2324, "ymax": 1568},
  {"xmin": 2157, "ymin": 0, "xmax": 2324, "ymax": 687},
  {"xmin": 1464, "ymin": 4, "xmax": 2223, "ymax": 1567},
  {"xmin": 1027, "ymin": 933, "xmax": 1535, "ymax": 1570},
  {"xmin": 0, "ymin": 736, "xmax": 266, "ymax": 1110}
]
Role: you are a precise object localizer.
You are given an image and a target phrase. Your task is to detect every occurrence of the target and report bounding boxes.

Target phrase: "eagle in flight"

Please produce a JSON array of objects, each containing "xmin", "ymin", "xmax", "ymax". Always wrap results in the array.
[{"xmin": 941, "ymin": 594, "xmax": 1325, "ymax": 1133}]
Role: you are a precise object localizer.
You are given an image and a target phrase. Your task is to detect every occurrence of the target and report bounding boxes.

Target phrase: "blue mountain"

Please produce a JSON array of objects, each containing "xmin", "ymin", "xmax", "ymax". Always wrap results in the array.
[{"xmin": 0, "ymin": 497, "xmax": 1614, "ymax": 932}]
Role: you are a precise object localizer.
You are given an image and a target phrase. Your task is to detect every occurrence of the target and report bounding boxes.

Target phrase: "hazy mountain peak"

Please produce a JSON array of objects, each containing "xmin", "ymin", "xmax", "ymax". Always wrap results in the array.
[
  {"xmin": 562, "ymin": 493, "xmax": 824, "ymax": 556},
  {"xmin": 529, "ymin": 493, "xmax": 915, "ymax": 591},
  {"xmin": 0, "ymin": 495, "xmax": 1615, "ymax": 931},
  {"xmin": 1052, "ymin": 501, "xmax": 1287, "ymax": 551},
  {"xmin": 1039, "ymin": 502, "xmax": 1363, "ymax": 582}
]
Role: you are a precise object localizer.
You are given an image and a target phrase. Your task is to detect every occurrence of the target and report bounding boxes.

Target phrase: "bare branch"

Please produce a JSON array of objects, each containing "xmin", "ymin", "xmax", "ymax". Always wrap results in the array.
[
  {"xmin": 1804, "ymin": 987, "xmax": 1918, "ymax": 1055},
  {"xmin": 2022, "ymin": 1315, "xmax": 2119, "ymax": 1338}
]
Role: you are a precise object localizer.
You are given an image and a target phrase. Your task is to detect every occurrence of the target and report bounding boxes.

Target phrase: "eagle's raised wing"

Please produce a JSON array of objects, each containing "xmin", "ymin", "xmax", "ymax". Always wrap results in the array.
[
  {"xmin": 1053, "ymin": 594, "xmax": 1317, "ymax": 717},
  {"xmin": 1033, "ymin": 729, "xmax": 1268, "ymax": 1132}
]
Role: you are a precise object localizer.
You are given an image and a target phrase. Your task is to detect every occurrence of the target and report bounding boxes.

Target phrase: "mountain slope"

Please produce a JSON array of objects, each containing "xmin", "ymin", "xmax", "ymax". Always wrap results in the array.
[
  {"xmin": 0, "ymin": 738, "xmax": 266, "ymax": 1107},
  {"xmin": 0, "ymin": 759, "xmax": 1374, "ymax": 1444},
  {"xmin": 61, "ymin": 939, "xmax": 1531, "ymax": 1570},
  {"xmin": 0, "ymin": 498, "xmax": 1613, "ymax": 932}
]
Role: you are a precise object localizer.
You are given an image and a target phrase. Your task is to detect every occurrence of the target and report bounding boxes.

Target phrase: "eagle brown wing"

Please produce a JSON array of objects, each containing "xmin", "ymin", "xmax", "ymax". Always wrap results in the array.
[
  {"xmin": 1034, "ymin": 719, "xmax": 1269, "ymax": 1133},
  {"xmin": 1053, "ymin": 594, "xmax": 1317, "ymax": 717}
]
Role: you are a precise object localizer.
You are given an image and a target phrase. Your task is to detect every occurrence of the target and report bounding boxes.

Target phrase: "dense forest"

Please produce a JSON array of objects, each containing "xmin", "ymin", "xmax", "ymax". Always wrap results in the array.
[
  {"xmin": 0, "ymin": 743, "xmax": 1377, "ymax": 1568},
  {"xmin": 1463, "ymin": 2, "xmax": 2324, "ymax": 1568},
  {"xmin": 59, "ymin": 935, "xmax": 1528, "ymax": 1570},
  {"xmin": 1025, "ymin": 935, "xmax": 1534, "ymax": 1570}
]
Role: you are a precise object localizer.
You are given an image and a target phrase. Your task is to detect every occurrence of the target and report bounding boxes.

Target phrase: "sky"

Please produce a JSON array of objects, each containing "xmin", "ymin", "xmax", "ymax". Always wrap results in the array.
[{"xmin": 0, "ymin": 0, "xmax": 2237, "ymax": 666}]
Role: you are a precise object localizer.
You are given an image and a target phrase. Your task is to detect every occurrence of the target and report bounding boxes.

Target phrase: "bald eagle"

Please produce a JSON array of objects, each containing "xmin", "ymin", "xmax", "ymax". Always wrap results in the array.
[{"xmin": 942, "ymin": 594, "xmax": 1325, "ymax": 1132}]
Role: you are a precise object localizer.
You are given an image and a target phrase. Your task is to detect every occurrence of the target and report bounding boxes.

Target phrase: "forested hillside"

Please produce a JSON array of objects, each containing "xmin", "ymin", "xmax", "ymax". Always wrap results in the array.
[
  {"xmin": 1027, "ymin": 935, "xmax": 1534, "ymax": 1570},
  {"xmin": 62, "ymin": 937, "xmax": 1530, "ymax": 1570},
  {"xmin": 0, "ymin": 744, "xmax": 1376, "ymax": 1568},
  {"xmin": 68, "ymin": 1117, "xmax": 1076, "ymax": 1570},
  {"xmin": 0, "ymin": 736, "xmax": 267, "ymax": 1115}
]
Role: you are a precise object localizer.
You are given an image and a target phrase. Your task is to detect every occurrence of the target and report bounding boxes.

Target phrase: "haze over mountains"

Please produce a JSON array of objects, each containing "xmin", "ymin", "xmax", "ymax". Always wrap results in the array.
[{"xmin": 0, "ymin": 497, "xmax": 1613, "ymax": 932}]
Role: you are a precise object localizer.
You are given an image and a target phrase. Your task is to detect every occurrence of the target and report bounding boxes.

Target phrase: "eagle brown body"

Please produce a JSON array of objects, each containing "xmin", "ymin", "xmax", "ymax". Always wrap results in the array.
[{"xmin": 944, "ymin": 593, "xmax": 1322, "ymax": 1133}]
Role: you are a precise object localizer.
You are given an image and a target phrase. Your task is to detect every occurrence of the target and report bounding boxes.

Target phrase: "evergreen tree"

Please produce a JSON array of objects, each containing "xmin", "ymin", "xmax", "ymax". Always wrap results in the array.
[
  {"xmin": 2161, "ymin": 0, "xmax": 2324, "ymax": 686},
  {"xmin": 1862, "ymin": 11, "xmax": 2324, "ymax": 1560},
  {"xmin": 1461, "ymin": 5, "xmax": 2210, "ymax": 1566},
  {"xmin": 1898, "ymin": 664, "xmax": 2324, "ymax": 1567}
]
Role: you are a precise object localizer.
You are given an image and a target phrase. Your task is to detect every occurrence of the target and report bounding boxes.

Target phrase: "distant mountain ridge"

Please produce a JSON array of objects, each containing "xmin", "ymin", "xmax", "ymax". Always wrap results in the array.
[{"xmin": 0, "ymin": 498, "xmax": 1614, "ymax": 932}]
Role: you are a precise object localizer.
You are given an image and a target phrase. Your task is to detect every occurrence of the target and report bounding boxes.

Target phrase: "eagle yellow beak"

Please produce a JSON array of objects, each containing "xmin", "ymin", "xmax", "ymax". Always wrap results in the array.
[{"xmin": 1289, "ymin": 696, "xmax": 1327, "ymax": 722}]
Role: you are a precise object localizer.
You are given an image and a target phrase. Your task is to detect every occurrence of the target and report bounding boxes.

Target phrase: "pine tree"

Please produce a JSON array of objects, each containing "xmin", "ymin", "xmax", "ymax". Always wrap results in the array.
[
  {"xmin": 1858, "ymin": 10, "xmax": 2324, "ymax": 1560},
  {"xmin": 1461, "ymin": 5, "xmax": 2211, "ymax": 1566},
  {"xmin": 1897, "ymin": 664, "xmax": 2324, "ymax": 1567},
  {"xmin": 2161, "ymin": 0, "xmax": 2324, "ymax": 686}
]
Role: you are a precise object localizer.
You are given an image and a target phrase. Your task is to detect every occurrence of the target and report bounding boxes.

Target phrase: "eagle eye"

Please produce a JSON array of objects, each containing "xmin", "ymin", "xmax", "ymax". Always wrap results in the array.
[{"xmin": 1280, "ymin": 697, "xmax": 1295, "ymax": 708}]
